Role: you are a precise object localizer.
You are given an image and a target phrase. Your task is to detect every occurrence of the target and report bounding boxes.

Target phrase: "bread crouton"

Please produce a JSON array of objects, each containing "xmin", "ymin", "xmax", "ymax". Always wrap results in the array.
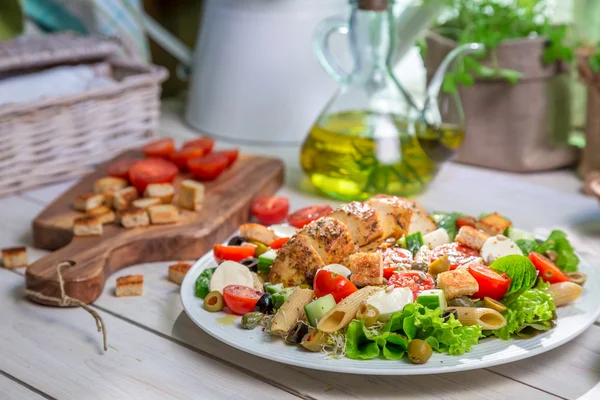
[
  {"xmin": 132, "ymin": 198, "xmax": 161, "ymax": 210},
  {"xmin": 328, "ymin": 201, "xmax": 382, "ymax": 247},
  {"xmin": 73, "ymin": 216, "xmax": 103, "ymax": 236},
  {"xmin": 239, "ymin": 223, "xmax": 278, "ymax": 245},
  {"xmin": 455, "ymin": 226, "xmax": 490, "ymax": 251},
  {"xmin": 144, "ymin": 183, "xmax": 174, "ymax": 204},
  {"xmin": 147, "ymin": 204, "xmax": 179, "ymax": 225},
  {"xmin": 115, "ymin": 275, "xmax": 143, "ymax": 297},
  {"xmin": 437, "ymin": 269, "xmax": 479, "ymax": 299},
  {"xmin": 178, "ymin": 179, "xmax": 205, "ymax": 211},
  {"xmin": 113, "ymin": 187, "xmax": 139, "ymax": 211},
  {"xmin": 476, "ymin": 213, "xmax": 512, "ymax": 236},
  {"xmin": 168, "ymin": 262, "xmax": 192, "ymax": 285},
  {"xmin": 87, "ymin": 205, "xmax": 116, "ymax": 224},
  {"xmin": 347, "ymin": 252, "xmax": 384, "ymax": 287},
  {"xmin": 74, "ymin": 192, "xmax": 105, "ymax": 212},
  {"xmin": 119, "ymin": 207, "xmax": 150, "ymax": 228},
  {"xmin": 94, "ymin": 176, "xmax": 128, "ymax": 195},
  {"xmin": 1, "ymin": 247, "xmax": 28, "ymax": 268}
]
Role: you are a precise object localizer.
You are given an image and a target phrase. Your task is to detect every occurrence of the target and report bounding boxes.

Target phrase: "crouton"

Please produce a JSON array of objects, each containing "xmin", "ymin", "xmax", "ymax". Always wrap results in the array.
[
  {"xmin": 239, "ymin": 223, "xmax": 278, "ymax": 245},
  {"xmin": 132, "ymin": 198, "xmax": 161, "ymax": 210},
  {"xmin": 94, "ymin": 176, "xmax": 128, "ymax": 195},
  {"xmin": 87, "ymin": 205, "xmax": 116, "ymax": 224},
  {"xmin": 115, "ymin": 275, "xmax": 143, "ymax": 297},
  {"xmin": 437, "ymin": 269, "xmax": 479, "ymax": 299},
  {"xmin": 113, "ymin": 187, "xmax": 139, "ymax": 211},
  {"xmin": 346, "ymin": 252, "xmax": 384, "ymax": 287},
  {"xmin": 455, "ymin": 226, "xmax": 490, "ymax": 251},
  {"xmin": 74, "ymin": 192, "xmax": 105, "ymax": 212},
  {"xmin": 476, "ymin": 213, "xmax": 512, "ymax": 236},
  {"xmin": 103, "ymin": 191, "xmax": 115, "ymax": 209},
  {"xmin": 328, "ymin": 201, "xmax": 382, "ymax": 247},
  {"xmin": 147, "ymin": 204, "xmax": 179, "ymax": 225},
  {"xmin": 1, "ymin": 247, "xmax": 28, "ymax": 268},
  {"xmin": 119, "ymin": 207, "xmax": 150, "ymax": 228},
  {"xmin": 178, "ymin": 179, "xmax": 205, "ymax": 211},
  {"xmin": 168, "ymin": 262, "xmax": 192, "ymax": 285},
  {"xmin": 144, "ymin": 183, "xmax": 174, "ymax": 204},
  {"xmin": 73, "ymin": 216, "xmax": 103, "ymax": 236}
]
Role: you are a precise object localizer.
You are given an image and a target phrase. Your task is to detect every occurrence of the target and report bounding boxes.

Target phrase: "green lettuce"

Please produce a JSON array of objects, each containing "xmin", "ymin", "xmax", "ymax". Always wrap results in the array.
[
  {"xmin": 489, "ymin": 255, "xmax": 537, "ymax": 301},
  {"xmin": 535, "ymin": 230, "xmax": 579, "ymax": 272},
  {"xmin": 515, "ymin": 239, "xmax": 539, "ymax": 255},
  {"xmin": 430, "ymin": 211, "xmax": 463, "ymax": 240}
]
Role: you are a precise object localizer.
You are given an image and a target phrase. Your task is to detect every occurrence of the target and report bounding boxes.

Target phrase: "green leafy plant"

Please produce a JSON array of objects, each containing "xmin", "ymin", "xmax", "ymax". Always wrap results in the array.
[
  {"xmin": 435, "ymin": 0, "xmax": 574, "ymax": 93},
  {"xmin": 0, "ymin": 0, "xmax": 24, "ymax": 40}
]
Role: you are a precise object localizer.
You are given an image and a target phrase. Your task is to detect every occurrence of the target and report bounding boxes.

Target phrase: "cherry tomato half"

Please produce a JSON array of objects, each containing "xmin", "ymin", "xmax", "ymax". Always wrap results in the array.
[
  {"xmin": 388, "ymin": 270, "xmax": 435, "ymax": 299},
  {"xmin": 107, "ymin": 158, "xmax": 140, "ymax": 180},
  {"xmin": 142, "ymin": 138, "xmax": 175, "ymax": 159},
  {"xmin": 188, "ymin": 153, "xmax": 229, "ymax": 181},
  {"xmin": 380, "ymin": 247, "xmax": 413, "ymax": 279},
  {"xmin": 287, "ymin": 205, "xmax": 333, "ymax": 229},
  {"xmin": 457, "ymin": 216, "xmax": 477, "ymax": 229},
  {"xmin": 183, "ymin": 137, "xmax": 215, "ymax": 154},
  {"xmin": 528, "ymin": 252, "xmax": 569, "ymax": 284},
  {"xmin": 429, "ymin": 242, "xmax": 480, "ymax": 270},
  {"xmin": 213, "ymin": 149, "xmax": 239, "ymax": 168},
  {"xmin": 213, "ymin": 244, "xmax": 256, "ymax": 264},
  {"xmin": 468, "ymin": 264, "xmax": 511, "ymax": 300},
  {"xmin": 128, "ymin": 158, "xmax": 178, "ymax": 193},
  {"xmin": 313, "ymin": 269, "xmax": 357, "ymax": 303},
  {"xmin": 222, "ymin": 285, "xmax": 262, "ymax": 315},
  {"xmin": 169, "ymin": 146, "xmax": 206, "ymax": 170},
  {"xmin": 270, "ymin": 237, "xmax": 290, "ymax": 250},
  {"xmin": 251, "ymin": 196, "xmax": 290, "ymax": 225}
]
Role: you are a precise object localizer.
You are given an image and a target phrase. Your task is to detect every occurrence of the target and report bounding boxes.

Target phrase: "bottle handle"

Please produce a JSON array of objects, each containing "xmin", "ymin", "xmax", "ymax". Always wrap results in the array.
[{"xmin": 313, "ymin": 17, "xmax": 350, "ymax": 83}]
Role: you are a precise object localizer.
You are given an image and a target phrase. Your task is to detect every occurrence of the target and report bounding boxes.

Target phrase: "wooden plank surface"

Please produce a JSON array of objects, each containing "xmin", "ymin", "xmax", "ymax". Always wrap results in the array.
[{"xmin": 0, "ymin": 373, "xmax": 46, "ymax": 400}]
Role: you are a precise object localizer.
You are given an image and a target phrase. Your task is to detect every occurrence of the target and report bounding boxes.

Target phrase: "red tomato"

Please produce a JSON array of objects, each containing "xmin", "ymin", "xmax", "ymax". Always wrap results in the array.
[
  {"xmin": 213, "ymin": 149, "xmax": 239, "ymax": 168},
  {"xmin": 468, "ymin": 264, "xmax": 511, "ymax": 300},
  {"xmin": 457, "ymin": 216, "xmax": 477, "ymax": 229},
  {"xmin": 107, "ymin": 158, "xmax": 140, "ymax": 179},
  {"xmin": 188, "ymin": 153, "xmax": 229, "ymax": 181},
  {"xmin": 222, "ymin": 285, "xmax": 262, "ymax": 315},
  {"xmin": 270, "ymin": 237, "xmax": 290, "ymax": 250},
  {"xmin": 182, "ymin": 137, "xmax": 215, "ymax": 154},
  {"xmin": 388, "ymin": 270, "xmax": 435, "ymax": 299},
  {"xmin": 213, "ymin": 244, "xmax": 256, "ymax": 263},
  {"xmin": 429, "ymin": 242, "xmax": 480, "ymax": 269},
  {"xmin": 287, "ymin": 205, "xmax": 333, "ymax": 229},
  {"xmin": 251, "ymin": 196, "xmax": 290, "ymax": 225},
  {"xmin": 169, "ymin": 146, "xmax": 206, "ymax": 170},
  {"xmin": 142, "ymin": 138, "xmax": 175, "ymax": 159},
  {"xmin": 313, "ymin": 270, "xmax": 357, "ymax": 303},
  {"xmin": 379, "ymin": 247, "xmax": 413, "ymax": 279},
  {"xmin": 128, "ymin": 159, "xmax": 178, "ymax": 193},
  {"xmin": 528, "ymin": 252, "xmax": 569, "ymax": 284}
]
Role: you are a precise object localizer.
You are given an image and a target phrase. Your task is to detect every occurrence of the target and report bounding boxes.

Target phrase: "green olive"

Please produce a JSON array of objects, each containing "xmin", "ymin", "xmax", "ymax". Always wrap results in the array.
[
  {"xmin": 203, "ymin": 291, "xmax": 224, "ymax": 312},
  {"xmin": 299, "ymin": 284, "xmax": 311, "ymax": 289},
  {"xmin": 241, "ymin": 312, "xmax": 264, "ymax": 330},
  {"xmin": 408, "ymin": 339, "xmax": 433, "ymax": 364},
  {"xmin": 566, "ymin": 271, "xmax": 587, "ymax": 286},
  {"xmin": 356, "ymin": 303, "xmax": 380, "ymax": 327},
  {"xmin": 428, "ymin": 255, "xmax": 451, "ymax": 276},
  {"xmin": 483, "ymin": 297, "xmax": 507, "ymax": 313},
  {"xmin": 301, "ymin": 331, "xmax": 327, "ymax": 352},
  {"xmin": 249, "ymin": 240, "xmax": 269, "ymax": 257}
]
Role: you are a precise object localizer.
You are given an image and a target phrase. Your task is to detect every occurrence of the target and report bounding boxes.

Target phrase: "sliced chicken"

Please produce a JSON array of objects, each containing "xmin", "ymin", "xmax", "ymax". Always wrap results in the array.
[
  {"xmin": 328, "ymin": 201, "xmax": 382, "ymax": 247},
  {"xmin": 377, "ymin": 196, "xmax": 437, "ymax": 235},
  {"xmin": 365, "ymin": 196, "xmax": 413, "ymax": 240},
  {"xmin": 298, "ymin": 217, "xmax": 354, "ymax": 265},
  {"xmin": 269, "ymin": 234, "xmax": 324, "ymax": 287}
]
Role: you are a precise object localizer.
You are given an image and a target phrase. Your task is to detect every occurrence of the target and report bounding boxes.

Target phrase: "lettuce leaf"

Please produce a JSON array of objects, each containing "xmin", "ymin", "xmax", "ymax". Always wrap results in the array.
[
  {"xmin": 515, "ymin": 239, "xmax": 539, "ymax": 255},
  {"xmin": 345, "ymin": 320, "xmax": 380, "ymax": 359},
  {"xmin": 490, "ymin": 255, "xmax": 538, "ymax": 301},
  {"xmin": 535, "ymin": 230, "xmax": 579, "ymax": 272},
  {"xmin": 430, "ymin": 212, "xmax": 463, "ymax": 240}
]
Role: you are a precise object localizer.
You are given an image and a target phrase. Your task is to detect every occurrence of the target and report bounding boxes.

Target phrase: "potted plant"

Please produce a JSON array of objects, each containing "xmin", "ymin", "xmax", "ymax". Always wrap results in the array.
[{"xmin": 424, "ymin": 0, "xmax": 578, "ymax": 172}]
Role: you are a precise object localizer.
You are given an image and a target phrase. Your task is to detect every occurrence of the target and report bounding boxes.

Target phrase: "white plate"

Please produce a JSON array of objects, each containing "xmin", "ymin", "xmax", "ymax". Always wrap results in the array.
[{"xmin": 181, "ymin": 243, "xmax": 600, "ymax": 375}]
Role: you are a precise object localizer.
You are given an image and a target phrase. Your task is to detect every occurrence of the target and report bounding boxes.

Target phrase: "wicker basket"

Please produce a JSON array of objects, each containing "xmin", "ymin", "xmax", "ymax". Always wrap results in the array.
[{"xmin": 0, "ymin": 34, "xmax": 168, "ymax": 197}]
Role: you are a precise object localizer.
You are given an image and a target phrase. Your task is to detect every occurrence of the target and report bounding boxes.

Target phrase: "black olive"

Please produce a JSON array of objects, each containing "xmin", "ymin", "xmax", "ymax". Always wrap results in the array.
[
  {"xmin": 228, "ymin": 236, "xmax": 246, "ymax": 246},
  {"xmin": 411, "ymin": 261, "xmax": 428, "ymax": 271},
  {"xmin": 254, "ymin": 293, "xmax": 273, "ymax": 314},
  {"xmin": 441, "ymin": 309, "xmax": 458, "ymax": 322},
  {"xmin": 285, "ymin": 322, "xmax": 309, "ymax": 345},
  {"xmin": 239, "ymin": 257, "xmax": 258, "ymax": 272}
]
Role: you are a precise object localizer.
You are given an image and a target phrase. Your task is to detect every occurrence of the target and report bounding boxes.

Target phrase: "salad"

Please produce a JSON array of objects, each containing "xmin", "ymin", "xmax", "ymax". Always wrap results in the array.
[{"xmin": 195, "ymin": 195, "xmax": 585, "ymax": 364}]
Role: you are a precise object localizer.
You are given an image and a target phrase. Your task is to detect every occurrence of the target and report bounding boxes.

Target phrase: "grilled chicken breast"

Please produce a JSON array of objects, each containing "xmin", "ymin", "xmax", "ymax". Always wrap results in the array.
[
  {"xmin": 365, "ymin": 197, "xmax": 413, "ymax": 240},
  {"xmin": 380, "ymin": 196, "xmax": 437, "ymax": 235},
  {"xmin": 328, "ymin": 201, "xmax": 382, "ymax": 247},
  {"xmin": 269, "ymin": 234, "xmax": 324, "ymax": 287},
  {"xmin": 298, "ymin": 217, "xmax": 354, "ymax": 265}
]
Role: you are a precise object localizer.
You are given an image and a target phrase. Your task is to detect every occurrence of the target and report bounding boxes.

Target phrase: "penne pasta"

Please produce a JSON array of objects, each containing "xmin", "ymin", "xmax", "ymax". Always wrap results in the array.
[
  {"xmin": 271, "ymin": 288, "xmax": 314, "ymax": 336},
  {"xmin": 547, "ymin": 282, "xmax": 583, "ymax": 307},
  {"xmin": 317, "ymin": 286, "xmax": 382, "ymax": 333},
  {"xmin": 447, "ymin": 307, "xmax": 507, "ymax": 330}
]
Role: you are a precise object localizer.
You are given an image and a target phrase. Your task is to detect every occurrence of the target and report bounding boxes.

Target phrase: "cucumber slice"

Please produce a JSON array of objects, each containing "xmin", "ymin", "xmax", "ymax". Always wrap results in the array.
[
  {"xmin": 507, "ymin": 227, "xmax": 535, "ymax": 241},
  {"xmin": 416, "ymin": 289, "xmax": 447, "ymax": 310},
  {"xmin": 272, "ymin": 287, "xmax": 295, "ymax": 309},
  {"xmin": 265, "ymin": 282, "xmax": 284, "ymax": 294},
  {"xmin": 257, "ymin": 249, "xmax": 277, "ymax": 274},
  {"xmin": 304, "ymin": 294, "xmax": 336, "ymax": 327}
]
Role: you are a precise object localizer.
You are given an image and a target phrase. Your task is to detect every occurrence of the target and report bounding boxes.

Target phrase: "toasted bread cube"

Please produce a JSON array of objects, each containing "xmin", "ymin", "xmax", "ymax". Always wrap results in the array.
[
  {"xmin": 178, "ymin": 179, "xmax": 205, "ymax": 211},
  {"xmin": 73, "ymin": 216, "xmax": 103, "ymax": 236},
  {"xmin": 1, "ymin": 247, "xmax": 28, "ymax": 268},
  {"xmin": 147, "ymin": 204, "xmax": 179, "ymax": 225},
  {"xmin": 455, "ymin": 226, "xmax": 490, "ymax": 251},
  {"xmin": 103, "ymin": 191, "xmax": 115, "ymax": 209},
  {"xmin": 115, "ymin": 275, "xmax": 143, "ymax": 297},
  {"xmin": 239, "ymin": 223, "xmax": 278, "ymax": 245},
  {"xmin": 113, "ymin": 186, "xmax": 139, "ymax": 211},
  {"xmin": 94, "ymin": 176, "xmax": 128, "ymax": 195},
  {"xmin": 437, "ymin": 269, "xmax": 479, "ymax": 299},
  {"xmin": 168, "ymin": 262, "xmax": 192, "ymax": 285},
  {"xmin": 74, "ymin": 192, "xmax": 105, "ymax": 212},
  {"xmin": 144, "ymin": 183, "xmax": 174, "ymax": 204},
  {"xmin": 132, "ymin": 198, "xmax": 161, "ymax": 210},
  {"xmin": 328, "ymin": 201, "xmax": 382, "ymax": 247},
  {"xmin": 119, "ymin": 207, "xmax": 150, "ymax": 228},
  {"xmin": 87, "ymin": 205, "xmax": 116, "ymax": 224},
  {"xmin": 476, "ymin": 213, "xmax": 512, "ymax": 236},
  {"xmin": 347, "ymin": 252, "xmax": 384, "ymax": 287}
]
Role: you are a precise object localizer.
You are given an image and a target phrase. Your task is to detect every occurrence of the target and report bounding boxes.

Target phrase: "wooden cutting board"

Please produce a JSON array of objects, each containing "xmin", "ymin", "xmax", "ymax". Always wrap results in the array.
[{"xmin": 26, "ymin": 150, "xmax": 285, "ymax": 305}]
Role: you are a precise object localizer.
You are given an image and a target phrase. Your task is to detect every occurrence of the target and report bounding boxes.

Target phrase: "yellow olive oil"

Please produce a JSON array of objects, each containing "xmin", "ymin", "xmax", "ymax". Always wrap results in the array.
[{"xmin": 300, "ymin": 111, "xmax": 464, "ymax": 201}]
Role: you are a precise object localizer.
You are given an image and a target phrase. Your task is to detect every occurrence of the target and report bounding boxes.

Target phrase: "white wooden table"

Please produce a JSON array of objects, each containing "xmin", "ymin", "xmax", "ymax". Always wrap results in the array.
[{"xmin": 1, "ymin": 101, "xmax": 600, "ymax": 399}]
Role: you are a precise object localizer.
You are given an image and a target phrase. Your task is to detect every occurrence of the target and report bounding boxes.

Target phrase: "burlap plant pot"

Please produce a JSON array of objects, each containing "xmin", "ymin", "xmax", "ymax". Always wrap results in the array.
[
  {"xmin": 577, "ymin": 50, "xmax": 600, "ymax": 178},
  {"xmin": 425, "ymin": 32, "xmax": 578, "ymax": 172}
]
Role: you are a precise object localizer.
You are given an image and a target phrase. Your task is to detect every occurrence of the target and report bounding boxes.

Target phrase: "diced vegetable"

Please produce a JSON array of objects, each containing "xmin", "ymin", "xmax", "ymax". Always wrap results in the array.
[
  {"xmin": 257, "ymin": 249, "xmax": 278, "ymax": 274},
  {"xmin": 313, "ymin": 269, "xmax": 357, "ymax": 303},
  {"xmin": 304, "ymin": 294, "xmax": 336, "ymax": 326},
  {"xmin": 265, "ymin": 282, "xmax": 284, "ymax": 294},
  {"xmin": 405, "ymin": 232, "xmax": 424, "ymax": 255},
  {"xmin": 269, "ymin": 237, "xmax": 290, "ymax": 250},
  {"xmin": 423, "ymin": 228, "xmax": 450, "ymax": 249},
  {"xmin": 467, "ymin": 264, "xmax": 511, "ymax": 300},
  {"xmin": 528, "ymin": 252, "xmax": 569, "ymax": 284},
  {"xmin": 323, "ymin": 264, "xmax": 352, "ymax": 278},
  {"xmin": 416, "ymin": 289, "xmax": 447, "ymax": 310},
  {"xmin": 195, "ymin": 267, "xmax": 216, "ymax": 299},
  {"xmin": 507, "ymin": 227, "xmax": 535, "ymax": 241},
  {"xmin": 396, "ymin": 236, "xmax": 407, "ymax": 248},
  {"xmin": 213, "ymin": 244, "xmax": 256, "ymax": 263},
  {"xmin": 271, "ymin": 287, "xmax": 295, "ymax": 309},
  {"xmin": 367, "ymin": 287, "xmax": 414, "ymax": 321},
  {"xmin": 209, "ymin": 261, "xmax": 254, "ymax": 294}
]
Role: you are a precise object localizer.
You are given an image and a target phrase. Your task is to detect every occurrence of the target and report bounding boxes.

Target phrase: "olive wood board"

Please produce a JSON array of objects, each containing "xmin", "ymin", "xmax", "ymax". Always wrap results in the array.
[{"xmin": 26, "ymin": 150, "xmax": 284, "ymax": 305}]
